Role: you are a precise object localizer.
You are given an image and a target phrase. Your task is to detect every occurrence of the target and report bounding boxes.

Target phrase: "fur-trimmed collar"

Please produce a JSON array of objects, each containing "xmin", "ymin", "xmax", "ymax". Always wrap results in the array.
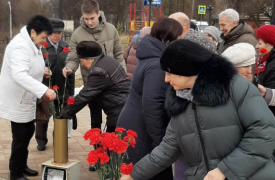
[{"xmin": 165, "ymin": 54, "xmax": 237, "ymax": 116}]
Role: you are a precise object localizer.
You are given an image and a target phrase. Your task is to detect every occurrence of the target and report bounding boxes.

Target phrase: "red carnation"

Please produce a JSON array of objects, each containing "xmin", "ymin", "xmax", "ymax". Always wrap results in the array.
[
  {"xmin": 83, "ymin": 128, "xmax": 101, "ymax": 140},
  {"xmin": 88, "ymin": 133, "xmax": 101, "ymax": 145},
  {"xmin": 63, "ymin": 47, "xmax": 70, "ymax": 53},
  {"xmin": 67, "ymin": 97, "xmax": 75, "ymax": 105},
  {"xmin": 43, "ymin": 53, "xmax": 49, "ymax": 58},
  {"xmin": 101, "ymin": 133, "xmax": 119, "ymax": 151},
  {"xmin": 120, "ymin": 163, "xmax": 133, "ymax": 175},
  {"xmin": 114, "ymin": 139, "xmax": 128, "ymax": 154},
  {"xmin": 98, "ymin": 153, "xmax": 110, "ymax": 165},
  {"xmin": 115, "ymin": 127, "xmax": 126, "ymax": 133},
  {"xmin": 52, "ymin": 85, "xmax": 59, "ymax": 91},
  {"xmin": 123, "ymin": 136, "xmax": 136, "ymax": 148},
  {"xmin": 126, "ymin": 130, "xmax": 138, "ymax": 138},
  {"xmin": 42, "ymin": 42, "xmax": 48, "ymax": 48},
  {"xmin": 90, "ymin": 148, "xmax": 103, "ymax": 156},
  {"xmin": 259, "ymin": 48, "xmax": 267, "ymax": 55},
  {"xmin": 87, "ymin": 152, "xmax": 98, "ymax": 165},
  {"xmin": 45, "ymin": 97, "xmax": 50, "ymax": 101}
]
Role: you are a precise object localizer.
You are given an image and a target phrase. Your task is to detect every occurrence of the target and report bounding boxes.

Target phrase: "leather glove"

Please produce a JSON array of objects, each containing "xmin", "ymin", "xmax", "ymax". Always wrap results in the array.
[
  {"xmin": 72, "ymin": 115, "xmax": 77, "ymax": 130},
  {"xmin": 60, "ymin": 106, "xmax": 73, "ymax": 119}
]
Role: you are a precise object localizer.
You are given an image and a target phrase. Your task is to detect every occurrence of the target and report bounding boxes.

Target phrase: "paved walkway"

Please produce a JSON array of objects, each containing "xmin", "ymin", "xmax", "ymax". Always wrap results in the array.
[{"xmin": 0, "ymin": 106, "xmax": 102, "ymax": 180}]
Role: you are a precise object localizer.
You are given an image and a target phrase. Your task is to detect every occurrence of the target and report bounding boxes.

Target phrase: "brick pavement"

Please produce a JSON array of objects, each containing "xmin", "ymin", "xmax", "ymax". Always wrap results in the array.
[{"xmin": 0, "ymin": 106, "xmax": 102, "ymax": 180}]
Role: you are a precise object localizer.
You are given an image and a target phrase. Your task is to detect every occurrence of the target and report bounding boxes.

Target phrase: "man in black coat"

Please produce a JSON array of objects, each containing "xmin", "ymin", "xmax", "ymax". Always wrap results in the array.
[
  {"xmin": 35, "ymin": 18, "xmax": 75, "ymax": 151},
  {"xmin": 65, "ymin": 41, "xmax": 129, "ymax": 132}
]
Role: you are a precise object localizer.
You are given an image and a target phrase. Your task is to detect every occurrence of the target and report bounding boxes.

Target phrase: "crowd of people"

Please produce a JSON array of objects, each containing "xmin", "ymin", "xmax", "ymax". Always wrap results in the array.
[{"xmin": 0, "ymin": 0, "xmax": 275, "ymax": 180}]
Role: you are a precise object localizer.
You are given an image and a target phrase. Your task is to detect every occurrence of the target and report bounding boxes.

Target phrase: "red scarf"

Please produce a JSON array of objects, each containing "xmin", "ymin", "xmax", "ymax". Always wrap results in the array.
[{"xmin": 255, "ymin": 52, "xmax": 272, "ymax": 74}]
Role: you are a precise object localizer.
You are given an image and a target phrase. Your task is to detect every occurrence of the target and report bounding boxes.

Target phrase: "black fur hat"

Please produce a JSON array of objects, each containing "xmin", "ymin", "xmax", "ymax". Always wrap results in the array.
[
  {"xmin": 76, "ymin": 41, "xmax": 103, "ymax": 59},
  {"xmin": 160, "ymin": 39, "xmax": 213, "ymax": 76}
]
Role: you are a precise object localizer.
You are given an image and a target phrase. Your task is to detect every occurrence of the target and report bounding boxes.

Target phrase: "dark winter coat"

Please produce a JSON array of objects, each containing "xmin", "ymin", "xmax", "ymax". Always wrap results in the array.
[
  {"xmin": 257, "ymin": 50, "xmax": 275, "ymax": 115},
  {"xmin": 218, "ymin": 22, "xmax": 257, "ymax": 54},
  {"xmin": 67, "ymin": 54, "xmax": 130, "ymax": 128},
  {"xmin": 131, "ymin": 54, "xmax": 275, "ymax": 180},
  {"xmin": 35, "ymin": 38, "xmax": 74, "ymax": 122},
  {"xmin": 46, "ymin": 38, "xmax": 75, "ymax": 101},
  {"xmin": 117, "ymin": 36, "xmax": 172, "ymax": 179}
]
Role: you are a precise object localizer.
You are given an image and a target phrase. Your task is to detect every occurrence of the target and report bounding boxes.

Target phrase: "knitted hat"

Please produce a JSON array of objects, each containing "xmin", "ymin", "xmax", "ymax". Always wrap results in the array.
[
  {"xmin": 49, "ymin": 18, "xmax": 64, "ymax": 32},
  {"xmin": 183, "ymin": 30, "xmax": 217, "ymax": 53},
  {"xmin": 203, "ymin": 26, "xmax": 221, "ymax": 42},
  {"xmin": 221, "ymin": 43, "xmax": 256, "ymax": 67},
  {"xmin": 256, "ymin": 25, "xmax": 275, "ymax": 46},
  {"xmin": 76, "ymin": 41, "xmax": 102, "ymax": 59},
  {"xmin": 160, "ymin": 39, "xmax": 213, "ymax": 76}
]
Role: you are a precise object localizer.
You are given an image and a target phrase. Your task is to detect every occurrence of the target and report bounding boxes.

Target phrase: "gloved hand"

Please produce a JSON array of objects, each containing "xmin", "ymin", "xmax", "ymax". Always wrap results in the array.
[
  {"xmin": 72, "ymin": 115, "xmax": 77, "ymax": 130},
  {"xmin": 59, "ymin": 107, "xmax": 73, "ymax": 119}
]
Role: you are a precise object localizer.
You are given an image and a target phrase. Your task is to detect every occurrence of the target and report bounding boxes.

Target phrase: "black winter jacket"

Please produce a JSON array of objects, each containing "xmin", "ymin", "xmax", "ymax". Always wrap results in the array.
[
  {"xmin": 117, "ymin": 36, "xmax": 170, "ymax": 166},
  {"xmin": 46, "ymin": 39, "xmax": 75, "ymax": 101},
  {"xmin": 131, "ymin": 55, "xmax": 275, "ymax": 180},
  {"xmin": 67, "ymin": 54, "xmax": 129, "ymax": 123},
  {"xmin": 257, "ymin": 51, "xmax": 275, "ymax": 115}
]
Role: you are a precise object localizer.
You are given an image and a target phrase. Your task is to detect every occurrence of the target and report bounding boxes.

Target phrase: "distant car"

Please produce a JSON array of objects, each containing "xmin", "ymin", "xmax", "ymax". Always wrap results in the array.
[{"xmin": 191, "ymin": 20, "xmax": 208, "ymax": 32}]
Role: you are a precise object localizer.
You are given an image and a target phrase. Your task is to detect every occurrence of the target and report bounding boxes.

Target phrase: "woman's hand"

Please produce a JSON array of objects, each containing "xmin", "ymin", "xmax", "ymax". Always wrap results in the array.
[
  {"xmin": 45, "ymin": 88, "xmax": 56, "ymax": 101},
  {"xmin": 44, "ymin": 67, "xmax": 52, "ymax": 79},
  {"xmin": 203, "ymin": 168, "xmax": 226, "ymax": 180},
  {"xmin": 258, "ymin": 84, "xmax": 266, "ymax": 97},
  {"xmin": 120, "ymin": 175, "xmax": 134, "ymax": 180}
]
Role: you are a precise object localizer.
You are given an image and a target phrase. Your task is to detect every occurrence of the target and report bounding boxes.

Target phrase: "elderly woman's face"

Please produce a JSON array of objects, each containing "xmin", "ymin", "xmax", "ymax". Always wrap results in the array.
[
  {"xmin": 165, "ymin": 72, "xmax": 197, "ymax": 90},
  {"xmin": 256, "ymin": 39, "xmax": 274, "ymax": 53},
  {"xmin": 236, "ymin": 65, "xmax": 252, "ymax": 81},
  {"xmin": 31, "ymin": 29, "xmax": 48, "ymax": 47}
]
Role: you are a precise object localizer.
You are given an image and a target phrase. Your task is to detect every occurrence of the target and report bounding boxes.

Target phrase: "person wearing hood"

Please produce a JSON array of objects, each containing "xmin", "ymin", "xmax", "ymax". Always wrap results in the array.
[
  {"xmin": 64, "ymin": 41, "xmax": 129, "ymax": 133},
  {"xmin": 62, "ymin": 0, "xmax": 126, "ymax": 171},
  {"xmin": 117, "ymin": 17, "xmax": 183, "ymax": 180},
  {"xmin": 218, "ymin": 8, "xmax": 257, "ymax": 54},
  {"xmin": 120, "ymin": 39, "xmax": 275, "ymax": 180}
]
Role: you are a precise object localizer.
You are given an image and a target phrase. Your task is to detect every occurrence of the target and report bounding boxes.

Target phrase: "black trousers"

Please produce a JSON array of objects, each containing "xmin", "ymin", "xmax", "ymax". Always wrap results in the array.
[
  {"xmin": 88, "ymin": 100, "xmax": 102, "ymax": 129},
  {"xmin": 10, "ymin": 121, "xmax": 35, "ymax": 176}
]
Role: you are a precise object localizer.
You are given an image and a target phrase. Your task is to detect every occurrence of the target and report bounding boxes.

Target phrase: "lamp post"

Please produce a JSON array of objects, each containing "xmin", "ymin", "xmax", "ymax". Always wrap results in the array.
[
  {"xmin": 7, "ymin": 1, "xmax": 12, "ymax": 40},
  {"xmin": 148, "ymin": 0, "xmax": 153, "ymax": 26},
  {"xmin": 207, "ymin": 5, "xmax": 214, "ymax": 25},
  {"xmin": 59, "ymin": 0, "xmax": 63, "ymax": 19}
]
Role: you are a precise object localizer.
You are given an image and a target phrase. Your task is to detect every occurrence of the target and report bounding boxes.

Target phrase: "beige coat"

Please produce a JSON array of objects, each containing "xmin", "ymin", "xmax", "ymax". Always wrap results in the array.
[
  {"xmin": 218, "ymin": 22, "xmax": 257, "ymax": 55},
  {"xmin": 66, "ymin": 11, "xmax": 125, "ymax": 85}
]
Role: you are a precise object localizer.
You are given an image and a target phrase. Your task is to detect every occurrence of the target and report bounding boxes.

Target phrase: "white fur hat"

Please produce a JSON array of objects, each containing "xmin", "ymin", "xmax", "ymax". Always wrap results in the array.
[{"xmin": 221, "ymin": 43, "xmax": 256, "ymax": 67}]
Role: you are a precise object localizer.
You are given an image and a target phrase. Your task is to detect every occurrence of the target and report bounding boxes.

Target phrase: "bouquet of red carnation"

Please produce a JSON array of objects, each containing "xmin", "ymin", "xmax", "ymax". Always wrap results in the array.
[
  {"xmin": 84, "ymin": 127, "xmax": 137, "ymax": 180},
  {"xmin": 41, "ymin": 42, "xmax": 73, "ymax": 119}
]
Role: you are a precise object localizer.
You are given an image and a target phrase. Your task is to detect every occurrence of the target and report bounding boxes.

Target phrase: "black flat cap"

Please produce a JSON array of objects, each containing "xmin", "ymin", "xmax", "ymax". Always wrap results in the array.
[
  {"xmin": 49, "ymin": 18, "xmax": 65, "ymax": 32},
  {"xmin": 76, "ymin": 41, "xmax": 103, "ymax": 59}
]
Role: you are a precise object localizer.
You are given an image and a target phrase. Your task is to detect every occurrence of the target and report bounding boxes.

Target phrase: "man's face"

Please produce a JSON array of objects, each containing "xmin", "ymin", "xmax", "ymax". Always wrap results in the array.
[
  {"xmin": 83, "ymin": 12, "xmax": 100, "ymax": 29},
  {"xmin": 48, "ymin": 32, "xmax": 62, "ymax": 44},
  {"xmin": 219, "ymin": 16, "xmax": 238, "ymax": 36}
]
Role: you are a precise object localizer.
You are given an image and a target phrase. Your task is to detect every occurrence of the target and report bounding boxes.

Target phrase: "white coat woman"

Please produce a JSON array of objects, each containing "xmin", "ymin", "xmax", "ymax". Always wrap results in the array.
[{"xmin": 0, "ymin": 15, "xmax": 56, "ymax": 180}]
